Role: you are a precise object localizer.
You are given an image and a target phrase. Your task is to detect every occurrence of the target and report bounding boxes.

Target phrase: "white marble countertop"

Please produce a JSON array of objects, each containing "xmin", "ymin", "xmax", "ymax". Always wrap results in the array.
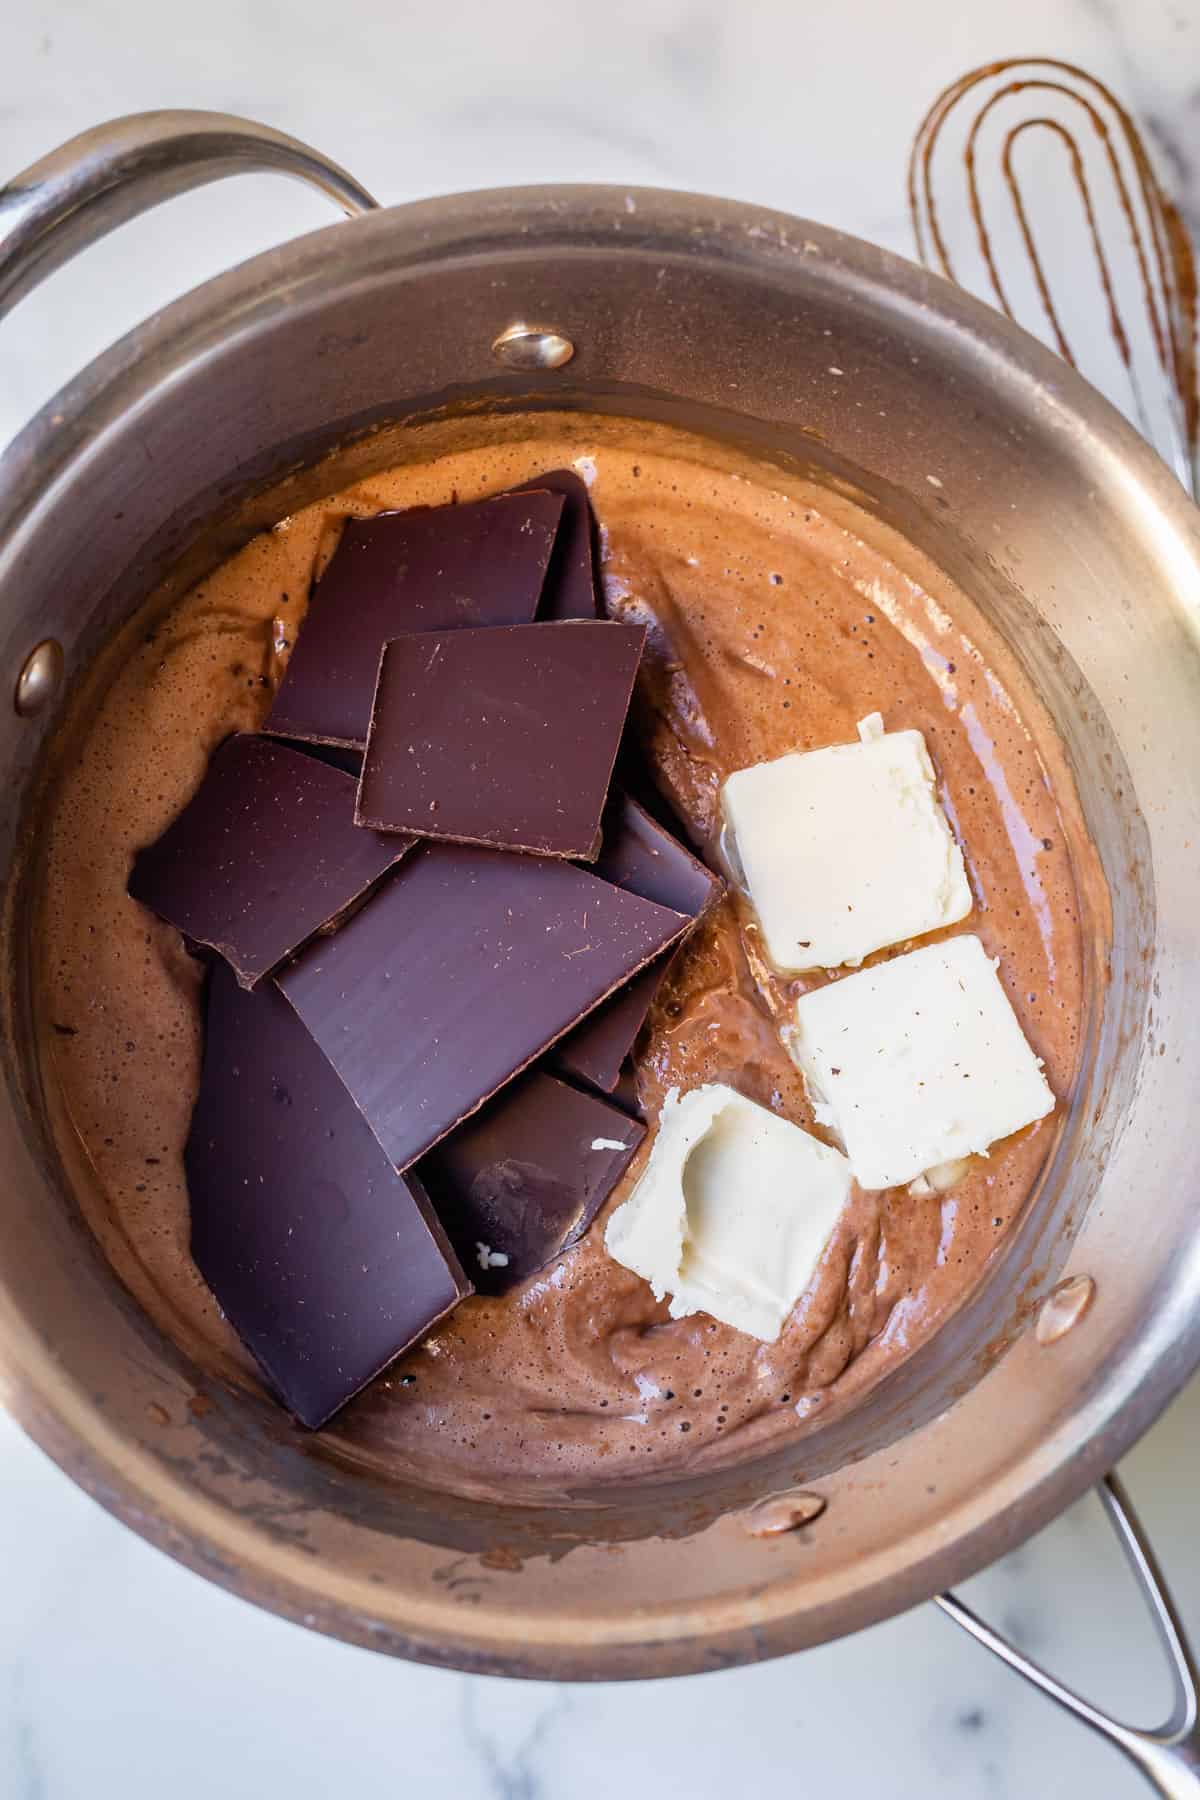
[{"xmin": 2, "ymin": 2, "xmax": 1198, "ymax": 1795}]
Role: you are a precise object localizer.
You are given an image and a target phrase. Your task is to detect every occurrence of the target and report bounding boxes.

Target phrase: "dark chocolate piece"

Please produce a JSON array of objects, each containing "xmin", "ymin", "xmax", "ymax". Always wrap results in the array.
[
  {"xmin": 356, "ymin": 620, "xmax": 646, "ymax": 858},
  {"xmin": 186, "ymin": 960, "xmax": 470, "ymax": 1429},
  {"xmin": 128, "ymin": 734, "xmax": 410, "ymax": 989},
  {"xmin": 420, "ymin": 1070, "xmax": 643, "ymax": 1293},
  {"xmin": 552, "ymin": 793, "xmax": 723, "ymax": 1088},
  {"xmin": 265, "ymin": 491, "xmax": 565, "ymax": 747},
  {"xmin": 276, "ymin": 842, "xmax": 689, "ymax": 1170},
  {"xmin": 507, "ymin": 470, "xmax": 599, "ymax": 621},
  {"xmin": 588, "ymin": 792, "xmax": 723, "ymax": 916},
  {"xmin": 551, "ymin": 959, "xmax": 668, "ymax": 1093}
]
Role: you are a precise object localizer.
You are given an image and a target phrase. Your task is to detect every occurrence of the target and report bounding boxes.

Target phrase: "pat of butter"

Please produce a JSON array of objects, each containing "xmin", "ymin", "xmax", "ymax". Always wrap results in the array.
[
  {"xmin": 721, "ymin": 713, "xmax": 971, "ymax": 972},
  {"xmin": 604, "ymin": 1084, "xmax": 853, "ymax": 1341},
  {"xmin": 788, "ymin": 934, "xmax": 1055, "ymax": 1190}
]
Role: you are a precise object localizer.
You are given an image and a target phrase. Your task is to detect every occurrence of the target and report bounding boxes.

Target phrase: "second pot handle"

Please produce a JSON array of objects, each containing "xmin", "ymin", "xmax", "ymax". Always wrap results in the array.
[
  {"xmin": 938, "ymin": 1473, "xmax": 1200, "ymax": 1797},
  {"xmin": 0, "ymin": 109, "xmax": 378, "ymax": 322}
]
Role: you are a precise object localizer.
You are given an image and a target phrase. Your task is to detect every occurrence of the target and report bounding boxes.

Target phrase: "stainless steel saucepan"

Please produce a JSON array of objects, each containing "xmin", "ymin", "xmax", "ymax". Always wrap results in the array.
[{"xmin": 0, "ymin": 112, "xmax": 1197, "ymax": 1786}]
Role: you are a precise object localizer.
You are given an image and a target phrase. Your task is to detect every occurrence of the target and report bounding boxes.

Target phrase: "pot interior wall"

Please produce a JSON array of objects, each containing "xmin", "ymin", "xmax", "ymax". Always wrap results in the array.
[{"xmin": 0, "ymin": 196, "xmax": 1192, "ymax": 1675}]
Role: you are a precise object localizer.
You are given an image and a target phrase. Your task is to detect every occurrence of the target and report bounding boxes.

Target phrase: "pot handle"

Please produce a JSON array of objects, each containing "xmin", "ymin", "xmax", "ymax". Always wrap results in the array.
[
  {"xmin": 0, "ymin": 109, "xmax": 378, "ymax": 321},
  {"xmin": 938, "ymin": 1473, "xmax": 1200, "ymax": 1796}
]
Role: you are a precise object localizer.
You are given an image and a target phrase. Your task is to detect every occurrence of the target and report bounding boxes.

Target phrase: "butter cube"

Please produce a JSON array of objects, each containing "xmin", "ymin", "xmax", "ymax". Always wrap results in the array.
[
  {"xmin": 788, "ymin": 934, "xmax": 1055, "ymax": 1190},
  {"xmin": 721, "ymin": 714, "xmax": 971, "ymax": 972},
  {"xmin": 604, "ymin": 1084, "xmax": 853, "ymax": 1341}
]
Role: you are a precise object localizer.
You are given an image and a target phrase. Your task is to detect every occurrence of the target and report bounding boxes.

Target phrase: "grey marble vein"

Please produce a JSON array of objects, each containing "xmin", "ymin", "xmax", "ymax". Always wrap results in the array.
[
  {"xmin": 8, "ymin": 1665, "xmax": 46, "ymax": 1800},
  {"xmin": 926, "ymin": 1691, "xmax": 1014, "ymax": 1800},
  {"xmin": 459, "ymin": 1678, "xmax": 571, "ymax": 1800},
  {"xmin": 653, "ymin": 1, "xmax": 727, "ymax": 102}
]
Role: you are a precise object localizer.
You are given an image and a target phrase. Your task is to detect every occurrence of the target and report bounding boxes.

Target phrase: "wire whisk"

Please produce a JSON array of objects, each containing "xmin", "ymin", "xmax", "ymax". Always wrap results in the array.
[{"xmin": 909, "ymin": 58, "xmax": 1198, "ymax": 495}]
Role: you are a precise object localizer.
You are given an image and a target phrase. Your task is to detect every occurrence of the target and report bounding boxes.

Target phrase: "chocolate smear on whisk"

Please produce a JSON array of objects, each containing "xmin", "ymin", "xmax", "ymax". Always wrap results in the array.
[{"xmin": 909, "ymin": 59, "xmax": 1197, "ymax": 479}]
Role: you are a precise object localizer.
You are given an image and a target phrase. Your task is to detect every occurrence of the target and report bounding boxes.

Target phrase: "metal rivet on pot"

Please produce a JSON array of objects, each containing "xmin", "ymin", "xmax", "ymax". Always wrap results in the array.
[
  {"xmin": 743, "ymin": 1488, "xmax": 827, "ymax": 1538},
  {"xmin": 491, "ymin": 323, "xmax": 575, "ymax": 370},
  {"xmin": 14, "ymin": 638, "xmax": 64, "ymax": 717},
  {"xmin": 1036, "ymin": 1274, "xmax": 1096, "ymax": 1345}
]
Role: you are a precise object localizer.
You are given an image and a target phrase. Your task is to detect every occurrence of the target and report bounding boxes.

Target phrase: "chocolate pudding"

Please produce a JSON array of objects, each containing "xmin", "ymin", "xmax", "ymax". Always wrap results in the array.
[{"xmin": 34, "ymin": 413, "xmax": 1088, "ymax": 1501}]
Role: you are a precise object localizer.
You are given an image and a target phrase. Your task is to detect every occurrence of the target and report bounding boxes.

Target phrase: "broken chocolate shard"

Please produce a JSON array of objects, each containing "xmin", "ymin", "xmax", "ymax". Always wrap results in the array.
[
  {"xmin": 420, "ymin": 1070, "xmax": 644, "ymax": 1293},
  {"xmin": 128, "ymin": 734, "xmax": 410, "ymax": 988},
  {"xmin": 282, "ymin": 738, "xmax": 363, "ymax": 779},
  {"xmin": 609, "ymin": 1062, "xmax": 645, "ymax": 1120},
  {"xmin": 552, "ymin": 792, "xmax": 723, "ymax": 1089},
  {"xmin": 265, "ymin": 490, "xmax": 565, "ymax": 747},
  {"xmin": 551, "ymin": 959, "xmax": 667, "ymax": 1093},
  {"xmin": 588, "ymin": 791, "xmax": 723, "ymax": 917},
  {"xmin": 356, "ymin": 620, "xmax": 646, "ymax": 859},
  {"xmin": 186, "ymin": 960, "xmax": 470, "ymax": 1429},
  {"xmin": 276, "ymin": 842, "xmax": 690, "ymax": 1171},
  {"xmin": 506, "ymin": 470, "xmax": 599, "ymax": 621}
]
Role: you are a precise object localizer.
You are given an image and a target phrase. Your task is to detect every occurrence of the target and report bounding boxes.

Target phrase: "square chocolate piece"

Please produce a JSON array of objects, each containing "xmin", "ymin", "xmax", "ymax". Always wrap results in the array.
[
  {"xmin": 356, "ymin": 620, "xmax": 646, "ymax": 858},
  {"xmin": 276, "ymin": 842, "xmax": 689, "ymax": 1170},
  {"xmin": 128, "ymin": 734, "xmax": 410, "ymax": 988},
  {"xmin": 420, "ymin": 1070, "xmax": 644, "ymax": 1293},
  {"xmin": 187, "ymin": 960, "xmax": 470, "ymax": 1429},
  {"xmin": 265, "ymin": 490, "xmax": 564, "ymax": 747}
]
